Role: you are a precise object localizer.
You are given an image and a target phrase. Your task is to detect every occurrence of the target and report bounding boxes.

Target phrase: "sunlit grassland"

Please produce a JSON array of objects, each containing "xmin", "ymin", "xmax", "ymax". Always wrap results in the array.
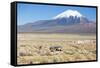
[{"xmin": 17, "ymin": 33, "xmax": 96, "ymax": 65}]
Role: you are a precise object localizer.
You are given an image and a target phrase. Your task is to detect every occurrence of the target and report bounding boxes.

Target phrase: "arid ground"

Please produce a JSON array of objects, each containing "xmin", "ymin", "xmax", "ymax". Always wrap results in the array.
[{"xmin": 17, "ymin": 33, "xmax": 96, "ymax": 65}]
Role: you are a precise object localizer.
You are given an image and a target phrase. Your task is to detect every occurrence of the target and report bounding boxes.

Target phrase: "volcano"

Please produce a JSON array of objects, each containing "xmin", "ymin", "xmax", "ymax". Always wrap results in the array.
[{"xmin": 18, "ymin": 9, "xmax": 96, "ymax": 33}]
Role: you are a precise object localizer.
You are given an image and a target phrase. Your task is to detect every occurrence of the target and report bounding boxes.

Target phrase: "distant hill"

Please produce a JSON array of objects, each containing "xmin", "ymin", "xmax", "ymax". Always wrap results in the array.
[{"xmin": 18, "ymin": 9, "xmax": 96, "ymax": 34}]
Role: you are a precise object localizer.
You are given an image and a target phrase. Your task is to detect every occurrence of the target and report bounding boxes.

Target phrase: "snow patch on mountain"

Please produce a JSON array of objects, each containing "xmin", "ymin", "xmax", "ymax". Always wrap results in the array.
[{"xmin": 54, "ymin": 9, "xmax": 83, "ymax": 19}]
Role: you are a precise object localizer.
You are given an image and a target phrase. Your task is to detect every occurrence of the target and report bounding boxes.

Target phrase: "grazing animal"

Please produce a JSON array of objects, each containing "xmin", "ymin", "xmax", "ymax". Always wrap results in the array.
[{"xmin": 49, "ymin": 45, "xmax": 62, "ymax": 52}]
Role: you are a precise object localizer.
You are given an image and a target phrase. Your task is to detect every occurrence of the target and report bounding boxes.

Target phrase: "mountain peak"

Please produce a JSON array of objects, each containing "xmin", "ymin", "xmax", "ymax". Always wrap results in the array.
[{"xmin": 54, "ymin": 9, "xmax": 83, "ymax": 19}]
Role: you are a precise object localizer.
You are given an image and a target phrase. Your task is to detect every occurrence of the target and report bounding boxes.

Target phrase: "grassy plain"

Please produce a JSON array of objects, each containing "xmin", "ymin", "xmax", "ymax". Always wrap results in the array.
[{"xmin": 17, "ymin": 33, "xmax": 96, "ymax": 65}]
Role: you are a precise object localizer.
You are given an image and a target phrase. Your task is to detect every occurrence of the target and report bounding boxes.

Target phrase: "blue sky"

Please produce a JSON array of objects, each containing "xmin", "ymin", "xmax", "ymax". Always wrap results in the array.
[{"xmin": 17, "ymin": 3, "xmax": 96, "ymax": 25}]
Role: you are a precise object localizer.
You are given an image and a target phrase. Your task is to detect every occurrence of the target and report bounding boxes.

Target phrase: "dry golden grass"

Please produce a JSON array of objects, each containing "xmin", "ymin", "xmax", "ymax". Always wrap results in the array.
[{"xmin": 17, "ymin": 33, "xmax": 96, "ymax": 65}]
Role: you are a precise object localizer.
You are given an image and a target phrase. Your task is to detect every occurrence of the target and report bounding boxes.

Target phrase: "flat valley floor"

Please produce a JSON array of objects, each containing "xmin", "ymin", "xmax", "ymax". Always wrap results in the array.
[{"xmin": 17, "ymin": 33, "xmax": 96, "ymax": 65}]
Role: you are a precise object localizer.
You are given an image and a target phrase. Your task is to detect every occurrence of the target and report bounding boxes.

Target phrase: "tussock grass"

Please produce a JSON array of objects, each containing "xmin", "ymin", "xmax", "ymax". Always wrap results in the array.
[{"xmin": 17, "ymin": 33, "xmax": 96, "ymax": 65}]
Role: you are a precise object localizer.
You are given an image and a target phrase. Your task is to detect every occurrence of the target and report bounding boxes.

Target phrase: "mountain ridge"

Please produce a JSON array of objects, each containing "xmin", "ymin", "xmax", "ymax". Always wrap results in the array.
[{"xmin": 18, "ymin": 10, "xmax": 96, "ymax": 34}]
